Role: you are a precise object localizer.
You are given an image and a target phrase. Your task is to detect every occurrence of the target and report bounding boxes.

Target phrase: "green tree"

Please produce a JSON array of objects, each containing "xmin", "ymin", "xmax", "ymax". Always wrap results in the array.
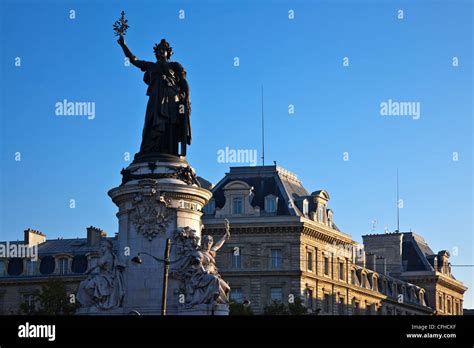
[
  {"xmin": 20, "ymin": 278, "xmax": 79, "ymax": 315},
  {"xmin": 288, "ymin": 297, "xmax": 308, "ymax": 315},
  {"xmin": 263, "ymin": 301, "xmax": 289, "ymax": 315},
  {"xmin": 263, "ymin": 297, "xmax": 317, "ymax": 315},
  {"xmin": 229, "ymin": 301, "xmax": 254, "ymax": 315}
]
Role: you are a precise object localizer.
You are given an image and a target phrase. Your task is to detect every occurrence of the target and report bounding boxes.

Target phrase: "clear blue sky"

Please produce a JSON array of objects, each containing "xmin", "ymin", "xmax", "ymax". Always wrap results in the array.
[{"xmin": 1, "ymin": 0, "xmax": 472, "ymax": 306}]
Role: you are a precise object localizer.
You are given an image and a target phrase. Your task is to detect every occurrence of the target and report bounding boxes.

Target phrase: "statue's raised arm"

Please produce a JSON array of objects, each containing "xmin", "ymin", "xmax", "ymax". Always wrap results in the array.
[
  {"xmin": 117, "ymin": 35, "xmax": 155, "ymax": 71},
  {"xmin": 211, "ymin": 219, "xmax": 231, "ymax": 252},
  {"xmin": 114, "ymin": 10, "xmax": 192, "ymax": 158}
]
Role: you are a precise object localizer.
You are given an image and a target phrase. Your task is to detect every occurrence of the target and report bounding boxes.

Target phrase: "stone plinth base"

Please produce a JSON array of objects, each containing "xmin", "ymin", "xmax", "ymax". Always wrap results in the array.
[
  {"xmin": 178, "ymin": 304, "xmax": 229, "ymax": 316},
  {"xmin": 76, "ymin": 307, "xmax": 124, "ymax": 315}
]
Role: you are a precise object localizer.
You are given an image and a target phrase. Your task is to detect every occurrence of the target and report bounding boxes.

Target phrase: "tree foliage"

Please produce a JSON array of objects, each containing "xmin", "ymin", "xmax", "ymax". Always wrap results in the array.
[
  {"xmin": 229, "ymin": 301, "xmax": 254, "ymax": 315},
  {"xmin": 263, "ymin": 297, "xmax": 318, "ymax": 315},
  {"xmin": 20, "ymin": 278, "xmax": 79, "ymax": 315}
]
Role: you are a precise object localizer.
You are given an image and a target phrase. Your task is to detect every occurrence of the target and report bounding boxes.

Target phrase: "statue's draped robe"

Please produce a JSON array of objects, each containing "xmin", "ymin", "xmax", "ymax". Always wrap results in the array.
[
  {"xmin": 186, "ymin": 249, "xmax": 230, "ymax": 306},
  {"xmin": 77, "ymin": 253, "xmax": 125, "ymax": 310},
  {"xmin": 133, "ymin": 59, "xmax": 191, "ymax": 156}
]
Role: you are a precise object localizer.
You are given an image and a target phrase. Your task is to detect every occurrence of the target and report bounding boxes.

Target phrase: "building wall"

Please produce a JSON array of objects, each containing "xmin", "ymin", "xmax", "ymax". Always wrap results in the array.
[
  {"xmin": 206, "ymin": 222, "xmax": 432, "ymax": 315},
  {"xmin": 0, "ymin": 276, "xmax": 82, "ymax": 314}
]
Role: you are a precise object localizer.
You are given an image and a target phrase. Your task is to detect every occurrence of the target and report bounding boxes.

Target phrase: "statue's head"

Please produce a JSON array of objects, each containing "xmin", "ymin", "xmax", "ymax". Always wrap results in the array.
[
  {"xmin": 202, "ymin": 235, "xmax": 213, "ymax": 251},
  {"xmin": 100, "ymin": 240, "xmax": 113, "ymax": 255},
  {"xmin": 154, "ymin": 39, "xmax": 173, "ymax": 61}
]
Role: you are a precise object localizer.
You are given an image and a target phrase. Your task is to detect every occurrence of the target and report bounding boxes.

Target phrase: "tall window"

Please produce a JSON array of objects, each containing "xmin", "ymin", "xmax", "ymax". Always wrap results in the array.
[
  {"xmin": 353, "ymin": 299, "xmax": 360, "ymax": 315},
  {"xmin": 58, "ymin": 258, "xmax": 68, "ymax": 275},
  {"xmin": 232, "ymin": 198, "xmax": 243, "ymax": 214},
  {"xmin": 324, "ymin": 294, "xmax": 331, "ymax": 313},
  {"xmin": 0, "ymin": 261, "xmax": 5, "ymax": 276},
  {"xmin": 339, "ymin": 262, "xmax": 344, "ymax": 281},
  {"xmin": 324, "ymin": 256, "xmax": 330, "ymax": 275},
  {"xmin": 230, "ymin": 288, "xmax": 243, "ymax": 303},
  {"xmin": 306, "ymin": 251, "xmax": 313, "ymax": 272},
  {"xmin": 231, "ymin": 247, "xmax": 242, "ymax": 269},
  {"xmin": 365, "ymin": 302, "xmax": 371, "ymax": 315},
  {"xmin": 270, "ymin": 287, "xmax": 283, "ymax": 302},
  {"xmin": 327, "ymin": 211, "xmax": 333, "ymax": 228},
  {"xmin": 338, "ymin": 296, "xmax": 345, "ymax": 315},
  {"xmin": 318, "ymin": 206, "xmax": 324, "ymax": 222},
  {"xmin": 264, "ymin": 196, "xmax": 277, "ymax": 213},
  {"xmin": 302, "ymin": 200, "xmax": 309, "ymax": 216},
  {"xmin": 26, "ymin": 260, "xmax": 37, "ymax": 276},
  {"xmin": 305, "ymin": 288, "xmax": 313, "ymax": 309},
  {"xmin": 271, "ymin": 249, "xmax": 282, "ymax": 269},
  {"xmin": 204, "ymin": 199, "xmax": 215, "ymax": 215}
]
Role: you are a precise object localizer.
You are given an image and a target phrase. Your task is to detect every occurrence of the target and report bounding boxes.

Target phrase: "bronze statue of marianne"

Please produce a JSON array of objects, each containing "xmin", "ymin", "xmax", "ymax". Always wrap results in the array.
[{"xmin": 117, "ymin": 34, "xmax": 191, "ymax": 159}]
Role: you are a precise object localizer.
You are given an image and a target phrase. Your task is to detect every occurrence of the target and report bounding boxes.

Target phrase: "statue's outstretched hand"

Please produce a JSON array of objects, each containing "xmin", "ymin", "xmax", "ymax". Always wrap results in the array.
[{"xmin": 117, "ymin": 34, "xmax": 125, "ymax": 46}]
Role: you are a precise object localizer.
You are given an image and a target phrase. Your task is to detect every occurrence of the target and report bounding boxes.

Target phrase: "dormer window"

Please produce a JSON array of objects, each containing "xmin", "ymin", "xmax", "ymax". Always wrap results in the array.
[
  {"xmin": 327, "ymin": 209, "xmax": 333, "ymax": 228},
  {"xmin": 318, "ymin": 206, "xmax": 324, "ymax": 223},
  {"xmin": 303, "ymin": 199, "xmax": 309, "ymax": 216},
  {"xmin": 204, "ymin": 199, "xmax": 215, "ymax": 215},
  {"xmin": 232, "ymin": 197, "xmax": 243, "ymax": 214},
  {"xmin": 264, "ymin": 195, "xmax": 278, "ymax": 213},
  {"xmin": 215, "ymin": 180, "xmax": 260, "ymax": 218},
  {"xmin": 58, "ymin": 257, "xmax": 69, "ymax": 275}
]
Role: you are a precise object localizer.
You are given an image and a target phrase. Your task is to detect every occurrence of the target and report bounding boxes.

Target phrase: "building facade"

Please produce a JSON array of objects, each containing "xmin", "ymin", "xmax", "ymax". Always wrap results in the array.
[
  {"xmin": 0, "ymin": 165, "xmax": 467, "ymax": 315},
  {"xmin": 0, "ymin": 227, "xmax": 110, "ymax": 314},
  {"xmin": 202, "ymin": 165, "xmax": 466, "ymax": 315}
]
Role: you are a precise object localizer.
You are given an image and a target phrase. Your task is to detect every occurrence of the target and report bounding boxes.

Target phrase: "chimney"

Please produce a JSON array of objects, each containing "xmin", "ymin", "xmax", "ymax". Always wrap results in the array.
[
  {"xmin": 362, "ymin": 232, "xmax": 403, "ymax": 276},
  {"xmin": 355, "ymin": 250, "xmax": 366, "ymax": 268},
  {"xmin": 366, "ymin": 253, "xmax": 376, "ymax": 271},
  {"xmin": 24, "ymin": 228, "xmax": 46, "ymax": 246},
  {"xmin": 87, "ymin": 226, "xmax": 107, "ymax": 246}
]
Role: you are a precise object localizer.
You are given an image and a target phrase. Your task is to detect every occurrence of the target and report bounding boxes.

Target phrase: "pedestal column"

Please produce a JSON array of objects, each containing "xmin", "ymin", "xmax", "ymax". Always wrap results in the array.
[{"xmin": 108, "ymin": 159, "xmax": 212, "ymax": 315}]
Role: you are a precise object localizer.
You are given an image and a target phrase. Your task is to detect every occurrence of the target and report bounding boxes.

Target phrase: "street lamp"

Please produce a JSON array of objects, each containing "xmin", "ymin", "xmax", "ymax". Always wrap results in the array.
[{"xmin": 131, "ymin": 238, "xmax": 171, "ymax": 316}]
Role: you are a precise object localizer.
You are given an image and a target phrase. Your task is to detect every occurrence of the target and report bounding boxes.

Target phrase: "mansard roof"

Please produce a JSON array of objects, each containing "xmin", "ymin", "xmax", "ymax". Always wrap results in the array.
[
  {"xmin": 0, "ymin": 237, "xmax": 117, "ymax": 256},
  {"xmin": 211, "ymin": 165, "xmax": 317, "ymax": 217},
  {"xmin": 401, "ymin": 232, "xmax": 436, "ymax": 272}
]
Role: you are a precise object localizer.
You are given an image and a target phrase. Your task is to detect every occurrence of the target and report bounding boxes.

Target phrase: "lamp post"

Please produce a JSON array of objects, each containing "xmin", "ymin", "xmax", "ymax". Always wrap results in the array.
[
  {"xmin": 131, "ymin": 238, "xmax": 172, "ymax": 316},
  {"xmin": 162, "ymin": 238, "xmax": 171, "ymax": 316}
]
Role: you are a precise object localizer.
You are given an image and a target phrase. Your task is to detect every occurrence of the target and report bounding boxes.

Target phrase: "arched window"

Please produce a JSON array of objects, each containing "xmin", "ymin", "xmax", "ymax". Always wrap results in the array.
[
  {"xmin": 72, "ymin": 255, "xmax": 88, "ymax": 274},
  {"xmin": 0, "ymin": 260, "xmax": 5, "ymax": 276},
  {"xmin": 7, "ymin": 258, "xmax": 23, "ymax": 276},
  {"xmin": 40, "ymin": 256, "xmax": 55, "ymax": 275}
]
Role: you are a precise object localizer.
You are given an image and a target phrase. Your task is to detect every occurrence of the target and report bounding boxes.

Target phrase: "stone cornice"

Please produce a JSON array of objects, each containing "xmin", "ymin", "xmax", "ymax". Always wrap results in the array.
[
  {"xmin": 435, "ymin": 272, "xmax": 468, "ymax": 293},
  {"xmin": 203, "ymin": 216, "xmax": 355, "ymax": 247},
  {"xmin": 109, "ymin": 181, "xmax": 212, "ymax": 206},
  {"xmin": 0, "ymin": 274, "xmax": 85, "ymax": 285},
  {"xmin": 402, "ymin": 271, "xmax": 467, "ymax": 293}
]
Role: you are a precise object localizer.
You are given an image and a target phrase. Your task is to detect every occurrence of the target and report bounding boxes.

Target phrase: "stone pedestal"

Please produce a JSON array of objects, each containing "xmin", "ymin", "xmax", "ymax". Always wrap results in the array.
[
  {"xmin": 178, "ymin": 304, "xmax": 229, "ymax": 316},
  {"xmin": 108, "ymin": 157, "xmax": 212, "ymax": 315}
]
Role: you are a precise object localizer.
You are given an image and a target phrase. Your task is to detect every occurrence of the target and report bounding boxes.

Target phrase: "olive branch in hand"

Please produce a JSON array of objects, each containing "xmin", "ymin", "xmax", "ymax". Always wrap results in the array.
[{"xmin": 113, "ymin": 11, "xmax": 130, "ymax": 36}]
